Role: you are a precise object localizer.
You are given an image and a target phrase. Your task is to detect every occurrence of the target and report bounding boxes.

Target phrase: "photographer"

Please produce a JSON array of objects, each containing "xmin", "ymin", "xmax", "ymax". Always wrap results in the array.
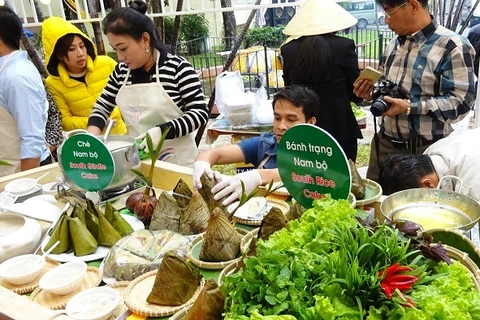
[{"xmin": 354, "ymin": 0, "xmax": 475, "ymax": 182}]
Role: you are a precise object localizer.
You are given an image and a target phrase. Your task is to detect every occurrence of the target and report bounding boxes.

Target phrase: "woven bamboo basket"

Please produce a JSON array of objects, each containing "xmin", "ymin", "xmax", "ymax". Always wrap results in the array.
[
  {"xmin": 240, "ymin": 228, "xmax": 259, "ymax": 256},
  {"xmin": 356, "ymin": 179, "xmax": 382, "ymax": 206},
  {"xmin": 169, "ymin": 307, "xmax": 189, "ymax": 320},
  {"xmin": 443, "ymin": 244, "xmax": 480, "ymax": 291},
  {"xmin": 124, "ymin": 270, "xmax": 205, "ymax": 317},
  {"xmin": 217, "ymin": 260, "xmax": 242, "ymax": 286},
  {"xmin": 187, "ymin": 228, "xmax": 248, "ymax": 270},
  {"xmin": 231, "ymin": 198, "xmax": 290, "ymax": 226}
]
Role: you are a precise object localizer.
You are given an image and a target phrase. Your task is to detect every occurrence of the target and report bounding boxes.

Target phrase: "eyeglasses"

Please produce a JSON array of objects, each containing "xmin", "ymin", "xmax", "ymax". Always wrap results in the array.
[{"xmin": 382, "ymin": 0, "xmax": 410, "ymax": 18}]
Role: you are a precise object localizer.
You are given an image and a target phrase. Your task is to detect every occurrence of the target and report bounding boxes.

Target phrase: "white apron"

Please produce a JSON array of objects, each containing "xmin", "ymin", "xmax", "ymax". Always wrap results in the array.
[
  {"xmin": 116, "ymin": 50, "xmax": 197, "ymax": 167},
  {"xmin": 0, "ymin": 52, "xmax": 21, "ymax": 177}
]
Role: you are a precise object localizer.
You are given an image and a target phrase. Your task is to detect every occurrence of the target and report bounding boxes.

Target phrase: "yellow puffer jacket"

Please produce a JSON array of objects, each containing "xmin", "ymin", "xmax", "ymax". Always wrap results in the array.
[{"xmin": 42, "ymin": 17, "xmax": 127, "ymax": 134}]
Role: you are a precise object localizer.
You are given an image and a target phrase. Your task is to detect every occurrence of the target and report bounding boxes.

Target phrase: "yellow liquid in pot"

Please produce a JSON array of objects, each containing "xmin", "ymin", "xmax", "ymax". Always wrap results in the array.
[{"xmin": 392, "ymin": 205, "xmax": 471, "ymax": 230}]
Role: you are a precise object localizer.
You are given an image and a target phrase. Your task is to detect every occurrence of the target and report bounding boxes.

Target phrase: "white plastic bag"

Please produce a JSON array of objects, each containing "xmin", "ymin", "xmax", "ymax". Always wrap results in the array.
[
  {"xmin": 215, "ymin": 71, "xmax": 256, "ymax": 125},
  {"xmin": 254, "ymin": 86, "xmax": 274, "ymax": 124},
  {"xmin": 215, "ymin": 71, "xmax": 245, "ymax": 115}
]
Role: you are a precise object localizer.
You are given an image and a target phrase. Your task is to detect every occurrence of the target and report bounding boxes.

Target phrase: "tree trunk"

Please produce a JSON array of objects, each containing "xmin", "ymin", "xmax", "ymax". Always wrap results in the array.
[
  {"xmin": 151, "ymin": 0, "xmax": 165, "ymax": 42},
  {"xmin": 6, "ymin": 0, "xmax": 47, "ymax": 78},
  {"xmin": 112, "ymin": 0, "xmax": 121, "ymax": 9},
  {"xmin": 87, "ymin": 0, "xmax": 106, "ymax": 54},
  {"xmin": 220, "ymin": 0, "xmax": 237, "ymax": 50},
  {"xmin": 170, "ymin": 0, "xmax": 184, "ymax": 54},
  {"xmin": 32, "ymin": 0, "xmax": 46, "ymax": 21},
  {"xmin": 21, "ymin": 31, "xmax": 47, "ymax": 78},
  {"xmin": 195, "ymin": 0, "xmax": 261, "ymax": 145}
]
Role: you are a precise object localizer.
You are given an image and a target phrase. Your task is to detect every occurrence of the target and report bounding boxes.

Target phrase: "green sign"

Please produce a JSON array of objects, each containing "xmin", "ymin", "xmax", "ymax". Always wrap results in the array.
[
  {"xmin": 60, "ymin": 133, "xmax": 115, "ymax": 191},
  {"xmin": 277, "ymin": 124, "xmax": 351, "ymax": 208}
]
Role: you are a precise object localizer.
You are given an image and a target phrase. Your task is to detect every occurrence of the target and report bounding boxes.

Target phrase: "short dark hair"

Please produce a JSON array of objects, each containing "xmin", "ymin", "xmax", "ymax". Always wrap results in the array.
[
  {"xmin": 379, "ymin": 153, "xmax": 436, "ymax": 195},
  {"xmin": 272, "ymin": 85, "xmax": 319, "ymax": 121},
  {"xmin": 103, "ymin": 0, "xmax": 168, "ymax": 66},
  {"xmin": 48, "ymin": 33, "xmax": 96, "ymax": 76},
  {"xmin": 375, "ymin": 0, "xmax": 428, "ymax": 8},
  {"xmin": 0, "ymin": 6, "xmax": 22, "ymax": 50}
]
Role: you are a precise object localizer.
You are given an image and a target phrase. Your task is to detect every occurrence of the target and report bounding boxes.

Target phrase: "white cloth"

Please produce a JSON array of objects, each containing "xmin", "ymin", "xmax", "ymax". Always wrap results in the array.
[
  {"xmin": 425, "ymin": 128, "xmax": 480, "ymax": 201},
  {"xmin": 212, "ymin": 170, "xmax": 262, "ymax": 206},
  {"xmin": 116, "ymin": 50, "xmax": 197, "ymax": 167}
]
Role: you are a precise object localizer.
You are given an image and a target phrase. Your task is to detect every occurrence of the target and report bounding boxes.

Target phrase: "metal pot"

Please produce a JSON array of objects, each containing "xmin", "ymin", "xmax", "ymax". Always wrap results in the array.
[
  {"xmin": 57, "ymin": 130, "xmax": 141, "ymax": 192},
  {"xmin": 381, "ymin": 176, "xmax": 480, "ymax": 233}
]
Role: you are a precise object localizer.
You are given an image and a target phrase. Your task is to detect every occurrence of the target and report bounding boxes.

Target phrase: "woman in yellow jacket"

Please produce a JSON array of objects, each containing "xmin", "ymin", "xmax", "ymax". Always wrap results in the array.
[{"xmin": 42, "ymin": 17, "xmax": 126, "ymax": 134}]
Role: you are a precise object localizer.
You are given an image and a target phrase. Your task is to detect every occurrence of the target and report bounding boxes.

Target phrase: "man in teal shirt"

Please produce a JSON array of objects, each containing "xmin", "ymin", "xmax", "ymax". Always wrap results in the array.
[{"xmin": 193, "ymin": 85, "xmax": 319, "ymax": 206}]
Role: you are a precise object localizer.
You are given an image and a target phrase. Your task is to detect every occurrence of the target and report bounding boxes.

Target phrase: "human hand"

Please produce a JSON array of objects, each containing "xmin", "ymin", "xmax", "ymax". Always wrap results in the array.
[
  {"xmin": 138, "ymin": 127, "xmax": 162, "ymax": 153},
  {"xmin": 381, "ymin": 96, "xmax": 410, "ymax": 117},
  {"xmin": 192, "ymin": 161, "xmax": 222, "ymax": 191},
  {"xmin": 353, "ymin": 78, "xmax": 374, "ymax": 100},
  {"xmin": 211, "ymin": 170, "xmax": 262, "ymax": 206}
]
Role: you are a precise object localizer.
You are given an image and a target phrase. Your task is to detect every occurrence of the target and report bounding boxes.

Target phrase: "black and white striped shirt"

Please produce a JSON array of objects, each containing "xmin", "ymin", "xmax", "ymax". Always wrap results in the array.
[{"xmin": 88, "ymin": 53, "xmax": 208, "ymax": 139}]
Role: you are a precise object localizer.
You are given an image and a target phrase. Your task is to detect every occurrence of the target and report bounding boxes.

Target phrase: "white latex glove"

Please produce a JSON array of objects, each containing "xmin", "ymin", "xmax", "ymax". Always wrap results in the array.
[
  {"xmin": 137, "ymin": 127, "xmax": 162, "ymax": 153},
  {"xmin": 211, "ymin": 170, "xmax": 262, "ymax": 206},
  {"xmin": 192, "ymin": 161, "xmax": 222, "ymax": 191}
]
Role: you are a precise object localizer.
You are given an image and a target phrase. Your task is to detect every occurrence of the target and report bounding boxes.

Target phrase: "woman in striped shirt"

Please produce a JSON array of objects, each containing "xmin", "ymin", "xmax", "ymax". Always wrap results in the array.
[{"xmin": 87, "ymin": 0, "xmax": 208, "ymax": 167}]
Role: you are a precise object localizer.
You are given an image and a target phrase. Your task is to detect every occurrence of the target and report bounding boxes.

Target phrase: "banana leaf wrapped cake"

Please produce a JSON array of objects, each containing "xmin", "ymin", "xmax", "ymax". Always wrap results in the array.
[
  {"xmin": 172, "ymin": 178, "xmax": 193, "ymax": 210},
  {"xmin": 185, "ymin": 279, "xmax": 225, "ymax": 320},
  {"xmin": 149, "ymin": 191, "xmax": 182, "ymax": 232},
  {"xmin": 179, "ymin": 191, "xmax": 210, "ymax": 235},
  {"xmin": 200, "ymin": 207, "xmax": 242, "ymax": 262},
  {"xmin": 44, "ymin": 200, "xmax": 133, "ymax": 257},
  {"xmin": 147, "ymin": 253, "xmax": 202, "ymax": 306}
]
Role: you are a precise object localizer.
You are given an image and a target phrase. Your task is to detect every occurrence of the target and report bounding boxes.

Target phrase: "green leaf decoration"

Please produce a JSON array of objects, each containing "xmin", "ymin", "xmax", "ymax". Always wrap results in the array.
[
  {"xmin": 0, "ymin": 159, "xmax": 12, "ymax": 166},
  {"xmin": 264, "ymin": 180, "xmax": 284, "ymax": 197}
]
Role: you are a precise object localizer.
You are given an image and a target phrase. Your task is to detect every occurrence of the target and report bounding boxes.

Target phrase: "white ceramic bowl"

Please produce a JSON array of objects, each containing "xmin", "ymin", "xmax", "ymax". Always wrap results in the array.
[
  {"xmin": 4, "ymin": 178, "xmax": 38, "ymax": 195},
  {"xmin": 42, "ymin": 182, "xmax": 58, "ymax": 197},
  {"xmin": 39, "ymin": 260, "xmax": 87, "ymax": 295},
  {"xmin": 0, "ymin": 214, "xmax": 42, "ymax": 263},
  {"xmin": 65, "ymin": 287, "xmax": 120, "ymax": 320},
  {"xmin": 0, "ymin": 254, "xmax": 45, "ymax": 285}
]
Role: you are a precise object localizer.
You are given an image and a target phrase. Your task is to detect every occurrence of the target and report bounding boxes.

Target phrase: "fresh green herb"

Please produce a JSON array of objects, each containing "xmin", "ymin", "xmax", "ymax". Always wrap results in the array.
[
  {"xmin": 351, "ymin": 102, "xmax": 367, "ymax": 119},
  {"xmin": 222, "ymin": 196, "xmax": 480, "ymax": 319},
  {"xmin": 131, "ymin": 128, "xmax": 170, "ymax": 196},
  {"xmin": 264, "ymin": 180, "xmax": 285, "ymax": 197},
  {"xmin": 229, "ymin": 181, "xmax": 258, "ymax": 219}
]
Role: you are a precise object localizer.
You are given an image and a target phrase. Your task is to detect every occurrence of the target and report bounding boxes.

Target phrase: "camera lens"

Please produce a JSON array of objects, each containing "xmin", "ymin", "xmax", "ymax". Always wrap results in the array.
[{"xmin": 370, "ymin": 96, "xmax": 391, "ymax": 117}]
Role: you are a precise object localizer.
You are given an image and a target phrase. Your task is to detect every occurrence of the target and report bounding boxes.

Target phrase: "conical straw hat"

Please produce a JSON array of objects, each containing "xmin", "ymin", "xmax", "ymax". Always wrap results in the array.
[{"xmin": 283, "ymin": 0, "xmax": 358, "ymax": 36}]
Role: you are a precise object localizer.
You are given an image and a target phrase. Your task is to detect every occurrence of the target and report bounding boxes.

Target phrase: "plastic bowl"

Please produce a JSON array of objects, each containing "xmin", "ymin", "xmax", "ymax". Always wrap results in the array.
[
  {"xmin": 4, "ymin": 178, "xmax": 38, "ymax": 195},
  {"xmin": 39, "ymin": 260, "xmax": 87, "ymax": 295},
  {"xmin": 65, "ymin": 287, "xmax": 120, "ymax": 320},
  {"xmin": 0, "ymin": 254, "xmax": 45, "ymax": 285}
]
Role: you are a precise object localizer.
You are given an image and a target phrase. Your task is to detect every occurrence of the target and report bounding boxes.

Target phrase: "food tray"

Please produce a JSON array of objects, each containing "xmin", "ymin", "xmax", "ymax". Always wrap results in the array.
[
  {"xmin": 107, "ymin": 281, "xmax": 131, "ymax": 320},
  {"xmin": 30, "ymin": 266, "xmax": 102, "ymax": 310},
  {"xmin": 169, "ymin": 307, "xmax": 190, "ymax": 320},
  {"xmin": 187, "ymin": 228, "xmax": 248, "ymax": 270},
  {"xmin": 0, "ymin": 257, "xmax": 61, "ymax": 294},
  {"xmin": 124, "ymin": 270, "xmax": 205, "ymax": 317},
  {"xmin": 232, "ymin": 198, "xmax": 290, "ymax": 226},
  {"xmin": 217, "ymin": 260, "xmax": 242, "ymax": 286},
  {"xmin": 355, "ymin": 179, "xmax": 383, "ymax": 206},
  {"xmin": 443, "ymin": 244, "xmax": 480, "ymax": 291},
  {"xmin": 240, "ymin": 228, "xmax": 259, "ymax": 256}
]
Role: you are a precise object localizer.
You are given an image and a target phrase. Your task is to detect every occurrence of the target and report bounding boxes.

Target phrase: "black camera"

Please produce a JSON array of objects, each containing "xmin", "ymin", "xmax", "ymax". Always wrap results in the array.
[{"xmin": 370, "ymin": 80, "xmax": 407, "ymax": 116}]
